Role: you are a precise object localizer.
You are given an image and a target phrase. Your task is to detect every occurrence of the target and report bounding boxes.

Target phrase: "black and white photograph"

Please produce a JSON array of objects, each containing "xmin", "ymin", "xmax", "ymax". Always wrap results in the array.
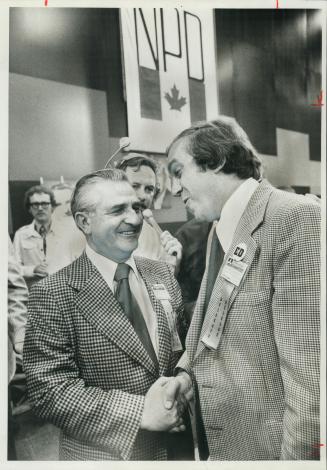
[{"xmin": 1, "ymin": 0, "xmax": 326, "ymax": 466}]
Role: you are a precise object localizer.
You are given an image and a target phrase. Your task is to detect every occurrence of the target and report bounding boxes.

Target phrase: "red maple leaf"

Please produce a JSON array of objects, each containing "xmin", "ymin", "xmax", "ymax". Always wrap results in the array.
[{"xmin": 164, "ymin": 84, "xmax": 187, "ymax": 111}]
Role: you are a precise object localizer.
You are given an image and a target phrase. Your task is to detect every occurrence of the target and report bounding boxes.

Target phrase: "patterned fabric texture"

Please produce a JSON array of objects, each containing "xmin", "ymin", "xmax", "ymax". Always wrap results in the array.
[
  {"xmin": 179, "ymin": 180, "xmax": 321, "ymax": 460},
  {"xmin": 23, "ymin": 253, "xmax": 185, "ymax": 460}
]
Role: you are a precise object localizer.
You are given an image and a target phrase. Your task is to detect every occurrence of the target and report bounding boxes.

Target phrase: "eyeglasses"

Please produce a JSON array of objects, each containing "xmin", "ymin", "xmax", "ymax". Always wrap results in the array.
[{"xmin": 29, "ymin": 202, "xmax": 51, "ymax": 209}]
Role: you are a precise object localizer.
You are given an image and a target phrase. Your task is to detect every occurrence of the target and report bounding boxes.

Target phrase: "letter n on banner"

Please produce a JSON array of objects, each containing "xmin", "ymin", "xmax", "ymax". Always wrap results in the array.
[{"xmin": 135, "ymin": 9, "xmax": 162, "ymax": 120}]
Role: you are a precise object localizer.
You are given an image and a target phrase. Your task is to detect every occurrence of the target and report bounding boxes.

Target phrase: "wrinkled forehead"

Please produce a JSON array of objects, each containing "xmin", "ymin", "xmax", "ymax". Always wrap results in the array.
[{"xmin": 90, "ymin": 179, "xmax": 139, "ymax": 207}]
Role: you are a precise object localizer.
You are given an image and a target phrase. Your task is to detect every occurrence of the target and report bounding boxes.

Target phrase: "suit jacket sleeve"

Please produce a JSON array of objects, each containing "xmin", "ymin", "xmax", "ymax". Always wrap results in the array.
[
  {"xmin": 13, "ymin": 230, "xmax": 36, "ymax": 278},
  {"xmin": 23, "ymin": 282, "xmax": 145, "ymax": 460},
  {"xmin": 272, "ymin": 201, "xmax": 320, "ymax": 460},
  {"xmin": 8, "ymin": 237, "xmax": 28, "ymax": 348}
]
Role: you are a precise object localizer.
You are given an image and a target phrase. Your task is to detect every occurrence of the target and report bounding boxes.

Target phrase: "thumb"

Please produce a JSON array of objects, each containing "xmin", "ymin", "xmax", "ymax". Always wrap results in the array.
[{"xmin": 163, "ymin": 379, "xmax": 180, "ymax": 410}]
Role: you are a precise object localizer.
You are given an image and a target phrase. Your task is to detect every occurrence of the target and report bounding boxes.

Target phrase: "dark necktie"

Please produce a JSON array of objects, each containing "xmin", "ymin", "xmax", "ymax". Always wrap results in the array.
[
  {"xmin": 38, "ymin": 225, "xmax": 47, "ymax": 257},
  {"xmin": 203, "ymin": 230, "xmax": 225, "ymax": 313},
  {"xmin": 114, "ymin": 263, "xmax": 158, "ymax": 370},
  {"xmin": 196, "ymin": 230, "xmax": 225, "ymax": 460}
]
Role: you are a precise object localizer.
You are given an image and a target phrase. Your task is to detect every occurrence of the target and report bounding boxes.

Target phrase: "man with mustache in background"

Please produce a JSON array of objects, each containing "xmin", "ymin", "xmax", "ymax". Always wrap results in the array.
[{"xmin": 116, "ymin": 153, "xmax": 183, "ymax": 272}]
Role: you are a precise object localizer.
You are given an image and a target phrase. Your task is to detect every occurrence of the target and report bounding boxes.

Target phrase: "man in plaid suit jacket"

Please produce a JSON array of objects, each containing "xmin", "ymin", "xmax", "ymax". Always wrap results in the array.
[
  {"xmin": 23, "ymin": 169, "xmax": 190, "ymax": 460},
  {"xmin": 164, "ymin": 116, "xmax": 321, "ymax": 460}
]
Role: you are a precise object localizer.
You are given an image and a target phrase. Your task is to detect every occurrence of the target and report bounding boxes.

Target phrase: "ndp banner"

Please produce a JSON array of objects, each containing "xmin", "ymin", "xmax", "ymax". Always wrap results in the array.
[{"xmin": 121, "ymin": 8, "xmax": 219, "ymax": 153}]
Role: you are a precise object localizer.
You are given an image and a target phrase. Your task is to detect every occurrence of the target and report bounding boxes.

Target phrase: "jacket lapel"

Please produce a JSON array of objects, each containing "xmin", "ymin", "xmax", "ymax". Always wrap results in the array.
[
  {"xmin": 68, "ymin": 252, "xmax": 158, "ymax": 377},
  {"xmin": 135, "ymin": 257, "xmax": 171, "ymax": 376},
  {"xmin": 192, "ymin": 180, "xmax": 274, "ymax": 361}
]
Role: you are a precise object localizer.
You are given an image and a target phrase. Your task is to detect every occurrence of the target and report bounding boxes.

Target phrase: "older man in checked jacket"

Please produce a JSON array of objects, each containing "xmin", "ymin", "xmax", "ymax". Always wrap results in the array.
[{"xmin": 23, "ymin": 168, "xmax": 191, "ymax": 461}]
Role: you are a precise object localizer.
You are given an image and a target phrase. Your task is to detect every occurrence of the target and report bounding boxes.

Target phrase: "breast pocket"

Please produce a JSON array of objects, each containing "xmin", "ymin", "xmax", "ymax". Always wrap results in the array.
[
  {"xmin": 232, "ymin": 290, "xmax": 272, "ymax": 324},
  {"xmin": 22, "ymin": 240, "xmax": 38, "ymax": 250}
]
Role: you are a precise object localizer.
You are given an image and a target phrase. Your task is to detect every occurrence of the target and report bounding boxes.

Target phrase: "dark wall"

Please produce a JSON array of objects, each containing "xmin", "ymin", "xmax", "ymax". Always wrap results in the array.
[
  {"xmin": 10, "ymin": 7, "xmax": 127, "ymax": 137},
  {"xmin": 215, "ymin": 9, "xmax": 322, "ymax": 160},
  {"xmin": 10, "ymin": 8, "xmax": 321, "ymax": 158}
]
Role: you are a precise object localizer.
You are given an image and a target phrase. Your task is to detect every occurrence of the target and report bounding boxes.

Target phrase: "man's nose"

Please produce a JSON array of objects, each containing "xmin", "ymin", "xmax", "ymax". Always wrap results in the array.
[
  {"xmin": 171, "ymin": 178, "xmax": 182, "ymax": 196},
  {"xmin": 136, "ymin": 188, "xmax": 146, "ymax": 203},
  {"xmin": 125, "ymin": 208, "xmax": 142, "ymax": 225}
]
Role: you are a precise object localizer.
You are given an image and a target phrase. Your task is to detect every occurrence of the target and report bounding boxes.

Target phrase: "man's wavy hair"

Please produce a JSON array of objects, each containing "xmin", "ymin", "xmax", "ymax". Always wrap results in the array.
[
  {"xmin": 70, "ymin": 168, "xmax": 128, "ymax": 219},
  {"xmin": 167, "ymin": 116, "xmax": 262, "ymax": 180},
  {"xmin": 116, "ymin": 153, "xmax": 160, "ymax": 197},
  {"xmin": 24, "ymin": 185, "xmax": 57, "ymax": 211}
]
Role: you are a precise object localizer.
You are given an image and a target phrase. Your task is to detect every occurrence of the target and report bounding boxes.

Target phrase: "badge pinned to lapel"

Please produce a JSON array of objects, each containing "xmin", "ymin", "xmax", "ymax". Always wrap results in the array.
[
  {"xmin": 152, "ymin": 284, "xmax": 171, "ymax": 301},
  {"xmin": 232, "ymin": 243, "xmax": 247, "ymax": 261},
  {"xmin": 152, "ymin": 284, "xmax": 182, "ymax": 352},
  {"xmin": 221, "ymin": 244, "xmax": 248, "ymax": 287}
]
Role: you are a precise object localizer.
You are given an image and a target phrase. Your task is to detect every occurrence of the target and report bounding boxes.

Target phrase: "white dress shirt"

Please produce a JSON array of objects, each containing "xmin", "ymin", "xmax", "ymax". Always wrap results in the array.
[
  {"xmin": 85, "ymin": 243, "xmax": 159, "ymax": 356},
  {"xmin": 216, "ymin": 178, "xmax": 259, "ymax": 252}
]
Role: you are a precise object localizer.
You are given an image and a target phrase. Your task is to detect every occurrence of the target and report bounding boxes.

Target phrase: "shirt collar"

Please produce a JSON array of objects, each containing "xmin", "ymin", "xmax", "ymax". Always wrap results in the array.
[
  {"xmin": 216, "ymin": 178, "xmax": 259, "ymax": 253},
  {"xmin": 23, "ymin": 221, "xmax": 48, "ymax": 238},
  {"xmin": 33, "ymin": 220, "xmax": 53, "ymax": 235},
  {"xmin": 85, "ymin": 243, "xmax": 138, "ymax": 290}
]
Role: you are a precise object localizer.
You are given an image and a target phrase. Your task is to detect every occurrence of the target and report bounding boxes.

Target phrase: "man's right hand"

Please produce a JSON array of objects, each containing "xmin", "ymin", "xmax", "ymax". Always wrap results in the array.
[
  {"xmin": 33, "ymin": 263, "xmax": 48, "ymax": 277},
  {"xmin": 140, "ymin": 377, "xmax": 185, "ymax": 432},
  {"xmin": 163, "ymin": 371, "xmax": 193, "ymax": 410}
]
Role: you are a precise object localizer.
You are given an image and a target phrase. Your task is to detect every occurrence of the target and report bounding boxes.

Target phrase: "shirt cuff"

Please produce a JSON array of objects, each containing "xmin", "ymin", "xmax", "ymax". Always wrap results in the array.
[
  {"xmin": 23, "ymin": 265, "xmax": 36, "ymax": 278},
  {"xmin": 13, "ymin": 326, "xmax": 25, "ymax": 346}
]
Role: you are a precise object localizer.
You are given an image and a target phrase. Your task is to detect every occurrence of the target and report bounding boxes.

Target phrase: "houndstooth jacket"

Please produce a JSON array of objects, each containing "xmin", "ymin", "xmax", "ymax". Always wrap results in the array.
[
  {"xmin": 23, "ymin": 252, "xmax": 185, "ymax": 461},
  {"xmin": 178, "ymin": 179, "xmax": 321, "ymax": 460}
]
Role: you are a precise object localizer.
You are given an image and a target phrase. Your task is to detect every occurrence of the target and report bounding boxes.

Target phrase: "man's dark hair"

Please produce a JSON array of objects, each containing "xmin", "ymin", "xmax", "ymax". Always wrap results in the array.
[
  {"xmin": 167, "ymin": 116, "xmax": 262, "ymax": 180},
  {"xmin": 70, "ymin": 168, "xmax": 128, "ymax": 219},
  {"xmin": 24, "ymin": 185, "xmax": 57, "ymax": 211},
  {"xmin": 116, "ymin": 153, "xmax": 160, "ymax": 197},
  {"xmin": 116, "ymin": 153, "xmax": 158, "ymax": 175}
]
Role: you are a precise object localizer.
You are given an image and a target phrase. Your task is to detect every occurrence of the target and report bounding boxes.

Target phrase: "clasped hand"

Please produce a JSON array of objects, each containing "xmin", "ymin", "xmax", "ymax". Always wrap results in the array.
[{"xmin": 140, "ymin": 372, "xmax": 193, "ymax": 433}]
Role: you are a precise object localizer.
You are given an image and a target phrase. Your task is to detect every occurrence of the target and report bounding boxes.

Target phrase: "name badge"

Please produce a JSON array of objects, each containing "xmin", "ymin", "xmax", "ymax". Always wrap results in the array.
[
  {"xmin": 201, "ymin": 281, "xmax": 234, "ymax": 350},
  {"xmin": 220, "ymin": 257, "xmax": 248, "ymax": 287},
  {"xmin": 152, "ymin": 284, "xmax": 171, "ymax": 300},
  {"xmin": 160, "ymin": 299, "xmax": 183, "ymax": 352}
]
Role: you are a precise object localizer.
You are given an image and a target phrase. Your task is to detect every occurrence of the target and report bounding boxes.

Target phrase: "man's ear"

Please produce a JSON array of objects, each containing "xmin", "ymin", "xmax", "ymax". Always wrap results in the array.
[
  {"xmin": 212, "ymin": 163, "xmax": 225, "ymax": 174},
  {"xmin": 74, "ymin": 212, "xmax": 91, "ymax": 234}
]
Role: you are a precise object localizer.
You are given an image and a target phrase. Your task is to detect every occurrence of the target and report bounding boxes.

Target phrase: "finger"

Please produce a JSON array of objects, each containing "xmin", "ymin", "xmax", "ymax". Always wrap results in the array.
[
  {"xmin": 177, "ymin": 394, "xmax": 188, "ymax": 413},
  {"xmin": 184, "ymin": 388, "xmax": 194, "ymax": 402},
  {"xmin": 163, "ymin": 379, "xmax": 181, "ymax": 410},
  {"xmin": 169, "ymin": 424, "xmax": 186, "ymax": 433},
  {"xmin": 165, "ymin": 241, "xmax": 180, "ymax": 253},
  {"xmin": 156, "ymin": 376, "xmax": 171, "ymax": 387}
]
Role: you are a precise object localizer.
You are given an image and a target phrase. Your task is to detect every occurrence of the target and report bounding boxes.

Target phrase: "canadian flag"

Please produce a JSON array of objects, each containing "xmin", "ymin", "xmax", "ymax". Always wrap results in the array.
[{"xmin": 121, "ymin": 8, "xmax": 219, "ymax": 153}]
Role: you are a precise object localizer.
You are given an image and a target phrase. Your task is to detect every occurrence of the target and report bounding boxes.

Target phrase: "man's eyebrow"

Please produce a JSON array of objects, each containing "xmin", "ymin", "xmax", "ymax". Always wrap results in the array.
[{"xmin": 106, "ymin": 203, "xmax": 127, "ymax": 212}]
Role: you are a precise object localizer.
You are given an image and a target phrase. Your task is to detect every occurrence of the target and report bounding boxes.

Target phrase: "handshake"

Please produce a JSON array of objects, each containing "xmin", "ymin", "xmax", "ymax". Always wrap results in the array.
[{"xmin": 140, "ymin": 372, "xmax": 193, "ymax": 432}]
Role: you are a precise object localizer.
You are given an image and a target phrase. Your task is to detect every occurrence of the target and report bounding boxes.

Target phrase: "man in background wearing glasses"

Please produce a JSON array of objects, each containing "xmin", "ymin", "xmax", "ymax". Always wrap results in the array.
[{"xmin": 13, "ymin": 185, "xmax": 81, "ymax": 287}]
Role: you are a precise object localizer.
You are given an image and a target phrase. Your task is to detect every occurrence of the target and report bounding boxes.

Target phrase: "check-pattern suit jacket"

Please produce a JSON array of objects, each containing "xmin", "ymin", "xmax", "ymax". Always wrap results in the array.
[
  {"xmin": 23, "ymin": 252, "xmax": 184, "ymax": 460},
  {"xmin": 178, "ymin": 180, "xmax": 321, "ymax": 460}
]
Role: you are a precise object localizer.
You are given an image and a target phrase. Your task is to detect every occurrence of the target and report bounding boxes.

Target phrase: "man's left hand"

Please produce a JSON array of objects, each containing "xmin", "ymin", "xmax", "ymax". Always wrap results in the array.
[{"xmin": 160, "ymin": 231, "xmax": 182, "ymax": 272}]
